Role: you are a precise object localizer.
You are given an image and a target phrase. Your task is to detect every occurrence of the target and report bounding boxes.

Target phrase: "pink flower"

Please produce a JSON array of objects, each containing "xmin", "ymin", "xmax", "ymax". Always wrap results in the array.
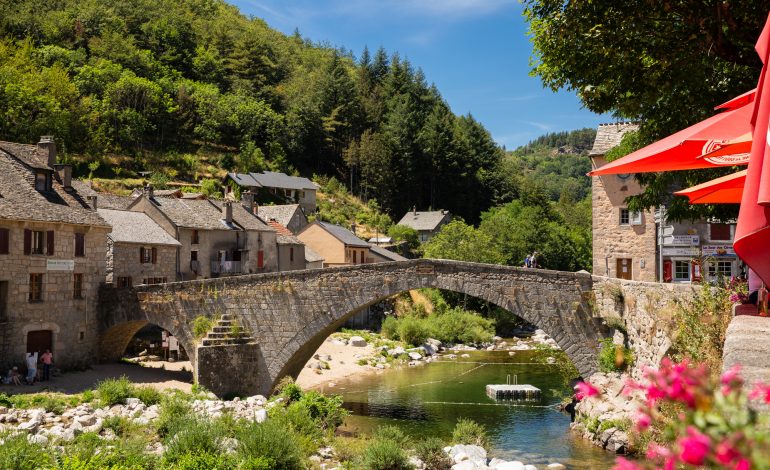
[
  {"xmin": 646, "ymin": 443, "xmax": 672, "ymax": 459},
  {"xmin": 575, "ymin": 381, "xmax": 601, "ymax": 400},
  {"xmin": 635, "ymin": 410, "xmax": 652, "ymax": 431},
  {"xmin": 734, "ymin": 459, "xmax": 751, "ymax": 470},
  {"xmin": 715, "ymin": 441, "xmax": 741, "ymax": 465},
  {"xmin": 749, "ymin": 383, "xmax": 770, "ymax": 403},
  {"xmin": 613, "ymin": 457, "xmax": 642, "ymax": 470},
  {"xmin": 678, "ymin": 426, "xmax": 711, "ymax": 466},
  {"xmin": 721, "ymin": 365, "xmax": 743, "ymax": 395}
]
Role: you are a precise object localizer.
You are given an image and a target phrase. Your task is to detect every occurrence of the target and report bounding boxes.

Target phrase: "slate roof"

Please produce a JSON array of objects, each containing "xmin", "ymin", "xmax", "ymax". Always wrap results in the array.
[
  {"xmin": 0, "ymin": 148, "xmax": 108, "ymax": 227},
  {"xmin": 148, "ymin": 197, "xmax": 237, "ymax": 231},
  {"xmin": 208, "ymin": 200, "xmax": 272, "ymax": 232},
  {"xmin": 315, "ymin": 221, "xmax": 370, "ymax": 248},
  {"xmin": 258, "ymin": 204, "xmax": 303, "ymax": 228},
  {"xmin": 589, "ymin": 122, "xmax": 639, "ymax": 156},
  {"xmin": 304, "ymin": 245, "xmax": 324, "ymax": 263},
  {"xmin": 227, "ymin": 171, "xmax": 317, "ymax": 190},
  {"xmin": 369, "ymin": 245, "xmax": 408, "ymax": 262},
  {"xmin": 0, "ymin": 141, "xmax": 51, "ymax": 170},
  {"xmin": 397, "ymin": 210, "xmax": 451, "ymax": 232},
  {"xmin": 97, "ymin": 209, "xmax": 180, "ymax": 246},
  {"xmin": 70, "ymin": 180, "xmax": 135, "ymax": 210}
]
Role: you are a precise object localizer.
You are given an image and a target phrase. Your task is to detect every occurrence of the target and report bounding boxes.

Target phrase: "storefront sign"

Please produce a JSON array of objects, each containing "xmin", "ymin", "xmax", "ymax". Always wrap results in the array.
[
  {"xmin": 664, "ymin": 234, "xmax": 700, "ymax": 246},
  {"xmin": 702, "ymin": 245, "xmax": 736, "ymax": 257},
  {"xmin": 46, "ymin": 260, "xmax": 74, "ymax": 271},
  {"xmin": 662, "ymin": 247, "xmax": 700, "ymax": 257}
]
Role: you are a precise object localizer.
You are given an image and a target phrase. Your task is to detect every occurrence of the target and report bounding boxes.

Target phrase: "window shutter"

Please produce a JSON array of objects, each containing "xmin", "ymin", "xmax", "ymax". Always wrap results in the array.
[
  {"xmin": 151, "ymin": 247, "xmax": 157, "ymax": 264},
  {"xmin": 0, "ymin": 229, "xmax": 8, "ymax": 254},
  {"xmin": 140, "ymin": 247, "xmax": 145, "ymax": 263},
  {"xmin": 24, "ymin": 229, "xmax": 31, "ymax": 255},
  {"xmin": 46, "ymin": 231, "xmax": 54, "ymax": 255}
]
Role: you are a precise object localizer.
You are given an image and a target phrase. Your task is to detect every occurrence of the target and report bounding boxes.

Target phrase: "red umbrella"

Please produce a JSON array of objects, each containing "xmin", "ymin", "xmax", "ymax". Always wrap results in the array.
[
  {"xmin": 696, "ymin": 132, "xmax": 752, "ymax": 163},
  {"xmin": 589, "ymin": 103, "xmax": 753, "ymax": 176},
  {"xmin": 734, "ymin": 12, "xmax": 770, "ymax": 285},
  {"xmin": 674, "ymin": 170, "xmax": 746, "ymax": 204},
  {"xmin": 715, "ymin": 88, "xmax": 756, "ymax": 111}
]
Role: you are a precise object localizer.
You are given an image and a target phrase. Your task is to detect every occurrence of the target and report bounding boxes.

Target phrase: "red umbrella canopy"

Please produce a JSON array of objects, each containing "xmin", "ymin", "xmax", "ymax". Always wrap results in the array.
[
  {"xmin": 674, "ymin": 169, "xmax": 746, "ymax": 204},
  {"xmin": 735, "ymin": 12, "xmax": 770, "ymax": 285},
  {"xmin": 589, "ymin": 103, "xmax": 753, "ymax": 176},
  {"xmin": 715, "ymin": 88, "xmax": 756, "ymax": 111}
]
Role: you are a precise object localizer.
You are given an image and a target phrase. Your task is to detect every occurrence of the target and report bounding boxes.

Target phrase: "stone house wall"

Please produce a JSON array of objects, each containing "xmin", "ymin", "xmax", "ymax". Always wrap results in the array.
[
  {"xmin": 108, "ymin": 242, "xmax": 177, "ymax": 285},
  {"xmin": 276, "ymin": 243, "xmax": 306, "ymax": 271},
  {"xmin": 591, "ymin": 156, "xmax": 657, "ymax": 281},
  {"xmin": 0, "ymin": 220, "xmax": 109, "ymax": 371}
]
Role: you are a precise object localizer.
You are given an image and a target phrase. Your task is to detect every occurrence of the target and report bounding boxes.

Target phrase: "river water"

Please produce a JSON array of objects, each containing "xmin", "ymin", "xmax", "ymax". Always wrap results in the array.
[{"xmin": 323, "ymin": 347, "xmax": 617, "ymax": 469}]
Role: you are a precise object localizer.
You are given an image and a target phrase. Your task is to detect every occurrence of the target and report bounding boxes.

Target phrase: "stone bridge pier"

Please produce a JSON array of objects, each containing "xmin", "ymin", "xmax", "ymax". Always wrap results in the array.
[{"xmin": 99, "ymin": 260, "xmax": 611, "ymax": 397}]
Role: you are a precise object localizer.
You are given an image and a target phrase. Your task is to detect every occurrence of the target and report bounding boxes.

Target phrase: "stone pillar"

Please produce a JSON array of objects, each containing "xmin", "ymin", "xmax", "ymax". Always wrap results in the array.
[{"xmin": 195, "ymin": 343, "xmax": 263, "ymax": 397}]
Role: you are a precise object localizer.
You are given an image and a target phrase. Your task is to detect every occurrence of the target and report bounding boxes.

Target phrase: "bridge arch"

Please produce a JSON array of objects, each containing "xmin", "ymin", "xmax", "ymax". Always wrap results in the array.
[{"xmin": 118, "ymin": 260, "xmax": 607, "ymax": 396}]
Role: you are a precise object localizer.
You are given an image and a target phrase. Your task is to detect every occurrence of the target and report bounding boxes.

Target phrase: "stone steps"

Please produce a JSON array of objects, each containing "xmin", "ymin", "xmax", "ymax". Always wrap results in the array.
[
  {"xmin": 206, "ymin": 331, "xmax": 250, "ymax": 339},
  {"xmin": 199, "ymin": 315, "xmax": 255, "ymax": 348}
]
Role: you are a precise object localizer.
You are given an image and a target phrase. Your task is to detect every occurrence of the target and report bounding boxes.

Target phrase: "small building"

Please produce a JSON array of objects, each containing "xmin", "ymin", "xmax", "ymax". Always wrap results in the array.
[
  {"xmin": 304, "ymin": 245, "xmax": 325, "ymax": 270},
  {"xmin": 297, "ymin": 221, "xmax": 370, "ymax": 267},
  {"xmin": 368, "ymin": 245, "xmax": 408, "ymax": 263},
  {"xmin": 97, "ymin": 209, "xmax": 181, "ymax": 286},
  {"xmin": 225, "ymin": 171, "xmax": 318, "ymax": 213},
  {"xmin": 265, "ymin": 220, "xmax": 306, "ymax": 271},
  {"xmin": 257, "ymin": 204, "xmax": 308, "ymax": 234},
  {"xmin": 396, "ymin": 208, "xmax": 452, "ymax": 243},
  {"xmin": 0, "ymin": 137, "xmax": 111, "ymax": 370}
]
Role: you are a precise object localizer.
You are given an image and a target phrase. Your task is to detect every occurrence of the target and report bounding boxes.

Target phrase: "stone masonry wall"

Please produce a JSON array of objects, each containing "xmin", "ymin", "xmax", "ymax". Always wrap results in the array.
[
  {"xmin": 110, "ymin": 242, "xmax": 177, "ymax": 285},
  {"xmin": 0, "ymin": 220, "xmax": 108, "ymax": 371},
  {"xmin": 591, "ymin": 275, "xmax": 697, "ymax": 378}
]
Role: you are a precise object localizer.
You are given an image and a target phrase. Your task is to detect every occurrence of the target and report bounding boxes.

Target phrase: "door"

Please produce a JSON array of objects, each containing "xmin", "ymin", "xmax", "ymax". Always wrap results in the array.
[
  {"xmin": 27, "ymin": 330, "xmax": 52, "ymax": 354},
  {"xmin": 616, "ymin": 258, "xmax": 633, "ymax": 280},
  {"xmin": 0, "ymin": 281, "xmax": 7, "ymax": 322}
]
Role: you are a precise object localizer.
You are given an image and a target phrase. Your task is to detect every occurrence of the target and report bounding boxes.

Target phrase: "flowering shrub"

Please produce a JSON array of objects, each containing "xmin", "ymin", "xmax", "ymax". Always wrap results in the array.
[
  {"xmin": 728, "ymin": 278, "xmax": 749, "ymax": 304},
  {"xmin": 604, "ymin": 359, "xmax": 770, "ymax": 469}
]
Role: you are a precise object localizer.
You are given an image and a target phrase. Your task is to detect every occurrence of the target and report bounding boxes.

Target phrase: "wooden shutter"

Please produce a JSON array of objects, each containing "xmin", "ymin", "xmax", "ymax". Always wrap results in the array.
[
  {"xmin": 0, "ymin": 229, "xmax": 8, "ymax": 254},
  {"xmin": 75, "ymin": 233, "xmax": 85, "ymax": 257},
  {"xmin": 257, "ymin": 250, "xmax": 264, "ymax": 269},
  {"xmin": 151, "ymin": 247, "xmax": 157, "ymax": 264},
  {"xmin": 46, "ymin": 231, "xmax": 54, "ymax": 255},
  {"xmin": 24, "ymin": 229, "xmax": 31, "ymax": 255},
  {"xmin": 140, "ymin": 247, "xmax": 145, "ymax": 263}
]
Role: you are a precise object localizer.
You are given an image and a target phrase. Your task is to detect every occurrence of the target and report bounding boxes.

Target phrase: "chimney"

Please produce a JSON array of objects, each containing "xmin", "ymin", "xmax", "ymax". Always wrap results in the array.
[
  {"xmin": 223, "ymin": 201, "xmax": 233, "ymax": 223},
  {"xmin": 38, "ymin": 136, "xmax": 57, "ymax": 167},
  {"xmin": 86, "ymin": 195, "xmax": 97, "ymax": 211},
  {"xmin": 53, "ymin": 164, "xmax": 72, "ymax": 189},
  {"xmin": 143, "ymin": 184, "xmax": 154, "ymax": 200},
  {"xmin": 412, "ymin": 205, "xmax": 417, "ymax": 215},
  {"xmin": 241, "ymin": 192, "xmax": 258, "ymax": 215}
]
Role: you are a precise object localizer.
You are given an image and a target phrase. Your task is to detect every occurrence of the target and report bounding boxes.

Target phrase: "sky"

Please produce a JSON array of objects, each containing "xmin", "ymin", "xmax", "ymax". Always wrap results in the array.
[{"xmin": 230, "ymin": 0, "xmax": 610, "ymax": 149}]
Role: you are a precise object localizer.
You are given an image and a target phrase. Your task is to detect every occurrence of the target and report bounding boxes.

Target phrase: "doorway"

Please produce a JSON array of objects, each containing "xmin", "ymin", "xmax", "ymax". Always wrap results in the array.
[
  {"xmin": 0, "ymin": 281, "xmax": 7, "ymax": 322},
  {"xmin": 27, "ymin": 330, "xmax": 52, "ymax": 354},
  {"xmin": 616, "ymin": 258, "xmax": 633, "ymax": 280}
]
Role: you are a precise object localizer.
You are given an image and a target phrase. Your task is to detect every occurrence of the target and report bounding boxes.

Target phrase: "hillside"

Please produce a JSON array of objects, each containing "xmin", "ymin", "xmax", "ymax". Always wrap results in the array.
[{"xmin": 0, "ymin": 0, "xmax": 504, "ymax": 223}]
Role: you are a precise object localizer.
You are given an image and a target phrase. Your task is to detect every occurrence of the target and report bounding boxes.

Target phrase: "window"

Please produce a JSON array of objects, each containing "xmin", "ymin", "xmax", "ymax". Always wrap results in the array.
[
  {"xmin": 0, "ymin": 228, "xmax": 8, "ymax": 254},
  {"xmin": 710, "ymin": 223, "xmax": 732, "ymax": 241},
  {"xmin": 29, "ymin": 273, "xmax": 43, "ymax": 302},
  {"xmin": 674, "ymin": 261, "xmax": 691, "ymax": 281},
  {"xmin": 191, "ymin": 250, "xmax": 198, "ymax": 261},
  {"xmin": 191, "ymin": 230, "xmax": 199, "ymax": 245},
  {"xmin": 629, "ymin": 211, "xmax": 643, "ymax": 225},
  {"xmin": 35, "ymin": 172, "xmax": 49, "ymax": 191},
  {"xmin": 290, "ymin": 247, "xmax": 294, "ymax": 262},
  {"xmin": 708, "ymin": 260, "xmax": 733, "ymax": 278},
  {"xmin": 619, "ymin": 209, "xmax": 630, "ymax": 225},
  {"xmin": 143, "ymin": 277, "xmax": 167, "ymax": 285},
  {"xmin": 116, "ymin": 277, "xmax": 132, "ymax": 288},
  {"xmin": 361, "ymin": 250, "xmax": 366, "ymax": 264},
  {"xmin": 73, "ymin": 273, "xmax": 83, "ymax": 299},
  {"xmin": 24, "ymin": 230, "xmax": 53, "ymax": 255},
  {"xmin": 32, "ymin": 230, "xmax": 45, "ymax": 254},
  {"xmin": 353, "ymin": 250, "xmax": 357, "ymax": 263},
  {"xmin": 140, "ymin": 247, "xmax": 157, "ymax": 264},
  {"xmin": 74, "ymin": 233, "xmax": 85, "ymax": 257}
]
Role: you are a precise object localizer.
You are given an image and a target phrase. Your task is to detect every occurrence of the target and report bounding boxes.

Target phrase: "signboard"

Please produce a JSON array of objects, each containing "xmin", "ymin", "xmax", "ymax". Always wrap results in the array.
[
  {"xmin": 46, "ymin": 260, "xmax": 74, "ymax": 271},
  {"xmin": 415, "ymin": 265, "xmax": 435, "ymax": 275},
  {"xmin": 662, "ymin": 247, "xmax": 700, "ymax": 257},
  {"xmin": 702, "ymin": 245, "xmax": 736, "ymax": 257},
  {"xmin": 663, "ymin": 234, "xmax": 700, "ymax": 246}
]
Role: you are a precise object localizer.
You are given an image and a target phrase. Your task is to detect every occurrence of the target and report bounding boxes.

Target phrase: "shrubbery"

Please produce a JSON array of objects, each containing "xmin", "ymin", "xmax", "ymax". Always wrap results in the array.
[
  {"xmin": 359, "ymin": 436, "xmax": 414, "ymax": 470},
  {"xmin": 597, "ymin": 338, "xmax": 634, "ymax": 373},
  {"xmin": 381, "ymin": 307, "xmax": 495, "ymax": 346},
  {"xmin": 451, "ymin": 418, "xmax": 489, "ymax": 448},
  {"xmin": 415, "ymin": 437, "xmax": 452, "ymax": 470}
]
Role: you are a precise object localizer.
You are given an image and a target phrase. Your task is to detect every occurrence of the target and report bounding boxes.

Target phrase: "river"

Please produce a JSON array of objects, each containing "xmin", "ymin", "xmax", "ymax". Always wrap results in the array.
[{"xmin": 321, "ymin": 347, "xmax": 617, "ymax": 468}]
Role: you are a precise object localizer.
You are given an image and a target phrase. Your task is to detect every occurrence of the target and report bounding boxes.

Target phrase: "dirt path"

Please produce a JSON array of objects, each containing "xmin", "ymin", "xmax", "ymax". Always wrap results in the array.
[{"xmin": 296, "ymin": 338, "xmax": 378, "ymax": 390}]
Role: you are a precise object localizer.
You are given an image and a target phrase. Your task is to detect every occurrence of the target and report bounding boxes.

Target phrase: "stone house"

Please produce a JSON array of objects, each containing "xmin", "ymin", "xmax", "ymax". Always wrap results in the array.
[
  {"xmin": 396, "ymin": 208, "xmax": 452, "ymax": 242},
  {"xmin": 368, "ymin": 245, "xmax": 408, "ymax": 263},
  {"xmin": 0, "ymin": 137, "xmax": 110, "ymax": 371},
  {"xmin": 304, "ymin": 246, "xmax": 325, "ymax": 270},
  {"xmin": 297, "ymin": 221, "xmax": 371, "ymax": 266},
  {"xmin": 225, "ymin": 171, "xmax": 318, "ymax": 213},
  {"xmin": 590, "ymin": 123, "xmax": 739, "ymax": 283},
  {"xmin": 257, "ymin": 204, "xmax": 308, "ymax": 234},
  {"xmin": 128, "ymin": 188, "xmax": 278, "ymax": 279},
  {"xmin": 265, "ymin": 220, "xmax": 306, "ymax": 271},
  {"xmin": 97, "ymin": 209, "xmax": 180, "ymax": 286}
]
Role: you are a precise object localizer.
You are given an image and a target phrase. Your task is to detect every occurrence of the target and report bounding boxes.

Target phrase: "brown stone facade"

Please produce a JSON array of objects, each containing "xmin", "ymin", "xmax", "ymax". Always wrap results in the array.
[
  {"xmin": 107, "ymin": 240, "xmax": 177, "ymax": 285},
  {"xmin": 0, "ymin": 220, "xmax": 109, "ymax": 370}
]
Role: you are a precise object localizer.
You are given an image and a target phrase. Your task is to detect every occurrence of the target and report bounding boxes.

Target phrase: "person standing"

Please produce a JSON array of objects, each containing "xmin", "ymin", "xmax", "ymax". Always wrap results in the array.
[
  {"xmin": 40, "ymin": 349, "xmax": 53, "ymax": 381},
  {"xmin": 25, "ymin": 352, "xmax": 38, "ymax": 385},
  {"xmin": 531, "ymin": 251, "xmax": 539, "ymax": 269}
]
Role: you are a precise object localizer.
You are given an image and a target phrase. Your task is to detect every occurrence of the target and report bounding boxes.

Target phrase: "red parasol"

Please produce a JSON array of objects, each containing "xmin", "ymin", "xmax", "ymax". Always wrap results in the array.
[
  {"xmin": 674, "ymin": 170, "xmax": 746, "ymax": 204},
  {"xmin": 734, "ymin": 12, "xmax": 770, "ymax": 285},
  {"xmin": 715, "ymin": 88, "xmax": 756, "ymax": 111}
]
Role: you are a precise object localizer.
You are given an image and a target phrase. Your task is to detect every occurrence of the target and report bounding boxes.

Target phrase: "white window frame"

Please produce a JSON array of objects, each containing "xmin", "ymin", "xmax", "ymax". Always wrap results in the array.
[
  {"xmin": 629, "ymin": 210, "xmax": 643, "ymax": 226},
  {"xmin": 673, "ymin": 259, "xmax": 691, "ymax": 282}
]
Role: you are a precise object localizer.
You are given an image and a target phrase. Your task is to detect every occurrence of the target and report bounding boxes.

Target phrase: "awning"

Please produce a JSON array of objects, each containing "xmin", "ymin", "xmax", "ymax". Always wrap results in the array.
[
  {"xmin": 715, "ymin": 88, "xmax": 756, "ymax": 111},
  {"xmin": 589, "ymin": 103, "xmax": 753, "ymax": 176},
  {"xmin": 696, "ymin": 132, "xmax": 752, "ymax": 162},
  {"xmin": 674, "ymin": 170, "xmax": 746, "ymax": 204}
]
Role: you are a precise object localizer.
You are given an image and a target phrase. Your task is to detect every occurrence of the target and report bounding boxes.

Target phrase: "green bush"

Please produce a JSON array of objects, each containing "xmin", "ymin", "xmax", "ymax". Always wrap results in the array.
[
  {"xmin": 2, "ymin": 392, "xmax": 83, "ymax": 413},
  {"xmin": 396, "ymin": 315, "xmax": 431, "ymax": 346},
  {"xmin": 359, "ymin": 437, "xmax": 414, "ymax": 470},
  {"xmin": 191, "ymin": 315, "xmax": 215, "ymax": 339},
  {"xmin": 168, "ymin": 452, "xmax": 236, "ymax": 470},
  {"xmin": 239, "ymin": 456, "xmax": 276, "ymax": 470},
  {"xmin": 451, "ymin": 418, "xmax": 489, "ymax": 448},
  {"xmin": 296, "ymin": 390, "xmax": 348, "ymax": 430},
  {"xmin": 0, "ymin": 432, "xmax": 54, "ymax": 470},
  {"xmin": 236, "ymin": 419, "xmax": 305, "ymax": 470},
  {"xmin": 163, "ymin": 417, "xmax": 227, "ymax": 464},
  {"xmin": 597, "ymin": 338, "xmax": 634, "ymax": 373},
  {"xmin": 373, "ymin": 425, "xmax": 410, "ymax": 447},
  {"xmin": 134, "ymin": 385, "xmax": 162, "ymax": 405},
  {"xmin": 415, "ymin": 437, "xmax": 452, "ymax": 470},
  {"xmin": 156, "ymin": 394, "xmax": 193, "ymax": 437},
  {"xmin": 278, "ymin": 381, "xmax": 304, "ymax": 404},
  {"xmin": 97, "ymin": 376, "xmax": 135, "ymax": 406},
  {"xmin": 428, "ymin": 308, "xmax": 494, "ymax": 345},
  {"xmin": 381, "ymin": 316, "xmax": 399, "ymax": 339}
]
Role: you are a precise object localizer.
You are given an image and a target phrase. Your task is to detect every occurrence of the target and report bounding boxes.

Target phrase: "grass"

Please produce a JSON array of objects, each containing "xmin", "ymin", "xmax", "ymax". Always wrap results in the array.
[
  {"xmin": 191, "ymin": 315, "xmax": 216, "ymax": 340},
  {"xmin": 451, "ymin": 418, "xmax": 489, "ymax": 448},
  {"xmin": 597, "ymin": 338, "xmax": 634, "ymax": 373},
  {"xmin": 380, "ymin": 307, "xmax": 495, "ymax": 347},
  {"xmin": 0, "ymin": 391, "xmax": 89, "ymax": 413}
]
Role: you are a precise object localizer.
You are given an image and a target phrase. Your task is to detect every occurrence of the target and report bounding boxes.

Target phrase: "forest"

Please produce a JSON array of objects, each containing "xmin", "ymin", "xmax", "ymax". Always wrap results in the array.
[{"xmin": 0, "ymin": 0, "xmax": 510, "ymax": 223}]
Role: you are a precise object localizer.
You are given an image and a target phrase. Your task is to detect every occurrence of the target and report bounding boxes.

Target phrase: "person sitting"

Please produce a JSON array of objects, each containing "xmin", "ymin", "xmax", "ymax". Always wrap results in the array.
[{"xmin": 7, "ymin": 366, "xmax": 21, "ymax": 385}]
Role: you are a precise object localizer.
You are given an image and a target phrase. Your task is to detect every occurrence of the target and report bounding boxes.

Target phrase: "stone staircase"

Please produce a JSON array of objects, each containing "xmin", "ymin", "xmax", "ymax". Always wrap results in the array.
[{"xmin": 200, "ymin": 314, "xmax": 255, "ymax": 347}]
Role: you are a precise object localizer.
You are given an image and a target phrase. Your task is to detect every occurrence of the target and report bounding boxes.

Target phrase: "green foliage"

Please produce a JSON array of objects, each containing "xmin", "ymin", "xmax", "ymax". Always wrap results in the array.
[
  {"xmin": 373, "ymin": 425, "xmax": 410, "ymax": 448},
  {"xmin": 191, "ymin": 315, "xmax": 214, "ymax": 339},
  {"xmin": 359, "ymin": 437, "xmax": 414, "ymax": 470},
  {"xmin": 0, "ymin": 392, "xmax": 86, "ymax": 413},
  {"xmin": 423, "ymin": 220, "xmax": 506, "ymax": 264},
  {"xmin": 451, "ymin": 418, "xmax": 489, "ymax": 448},
  {"xmin": 168, "ymin": 452, "xmax": 236, "ymax": 470},
  {"xmin": 96, "ymin": 376, "xmax": 135, "ymax": 406},
  {"xmin": 597, "ymin": 338, "xmax": 634, "ymax": 373},
  {"xmin": 199, "ymin": 179, "xmax": 221, "ymax": 198},
  {"xmin": 388, "ymin": 224, "xmax": 420, "ymax": 250},
  {"xmin": 235, "ymin": 419, "xmax": 305, "ymax": 470},
  {"xmin": 155, "ymin": 393, "xmax": 193, "ymax": 438},
  {"xmin": 414, "ymin": 437, "xmax": 452, "ymax": 470},
  {"xmin": 395, "ymin": 315, "xmax": 431, "ymax": 346},
  {"xmin": 0, "ymin": 432, "xmax": 53, "ymax": 470},
  {"xmin": 162, "ymin": 416, "xmax": 228, "ymax": 464},
  {"xmin": 381, "ymin": 307, "xmax": 495, "ymax": 346},
  {"xmin": 295, "ymin": 390, "xmax": 348, "ymax": 430}
]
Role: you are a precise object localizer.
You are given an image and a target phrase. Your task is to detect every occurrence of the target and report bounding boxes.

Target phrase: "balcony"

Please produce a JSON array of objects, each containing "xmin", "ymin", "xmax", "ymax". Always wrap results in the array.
[{"xmin": 211, "ymin": 260, "xmax": 242, "ymax": 275}]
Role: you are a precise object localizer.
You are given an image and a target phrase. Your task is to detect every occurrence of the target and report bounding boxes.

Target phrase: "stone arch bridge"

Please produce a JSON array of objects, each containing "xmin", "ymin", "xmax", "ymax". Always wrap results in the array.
[{"xmin": 99, "ymin": 260, "xmax": 629, "ymax": 396}]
